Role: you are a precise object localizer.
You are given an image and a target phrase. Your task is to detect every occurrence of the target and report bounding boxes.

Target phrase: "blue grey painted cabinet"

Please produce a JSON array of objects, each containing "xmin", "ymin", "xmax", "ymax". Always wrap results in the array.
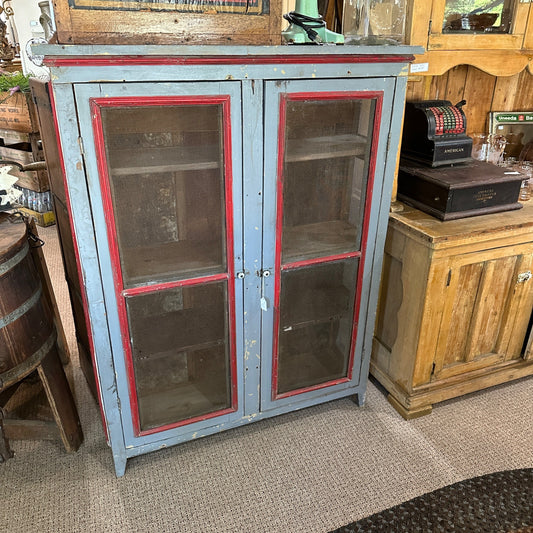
[{"xmin": 37, "ymin": 44, "xmax": 419, "ymax": 476}]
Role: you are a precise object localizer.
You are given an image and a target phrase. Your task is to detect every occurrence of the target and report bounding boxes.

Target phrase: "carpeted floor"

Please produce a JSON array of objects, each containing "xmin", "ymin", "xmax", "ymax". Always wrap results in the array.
[{"xmin": 1, "ymin": 223, "xmax": 533, "ymax": 533}]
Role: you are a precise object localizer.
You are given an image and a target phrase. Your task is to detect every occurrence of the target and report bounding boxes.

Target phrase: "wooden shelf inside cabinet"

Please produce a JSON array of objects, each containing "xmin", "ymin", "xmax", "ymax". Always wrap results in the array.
[
  {"xmin": 282, "ymin": 286, "xmax": 350, "ymax": 331},
  {"xmin": 283, "ymin": 220, "xmax": 359, "ymax": 263},
  {"xmin": 286, "ymin": 135, "xmax": 367, "ymax": 163},
  {"xmin": 109, "ymin": 144, "xmax": 221, "ymax": 175},
  {"xmin": 278, "ymin": 347, "xmax": 347, "ymax": 393},
  {"xmin": 122, "ymin": 241, "xmax": 224, "ymax": 288},
  {"xmin": 138, "ymin": 381, "xmax": 230, "ymax": 431}
]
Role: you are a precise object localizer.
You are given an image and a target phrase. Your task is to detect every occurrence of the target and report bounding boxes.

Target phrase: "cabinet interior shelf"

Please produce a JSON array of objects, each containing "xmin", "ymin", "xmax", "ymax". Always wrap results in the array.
[
  {"xmin": 283, "ymin": 219, "xmax": 359, "ymax": 263},
  {"xmin": 285, "ymin": 134, "xmax": 367, "ymax": 163},
  {"xmin": 138, "ymin": 380, "xmax": 229, "ymax": 431},
  {"xmin": 122, "ymin": 240, "xmax": 224, "ymax": 288},
  {"xmin": 283, "ymin": 287, "xmax": 350, "ymax": 331},
  {"xmin": 109, "ymin": 144, "xmax": 221, "ymax": 175},
  {"xmin": 135, "ymin": 339, "xmax": 226, "ymax": 364},
  {"xmin": 278, "ymin": 346, "xmax": 347, "ymax": 394}
]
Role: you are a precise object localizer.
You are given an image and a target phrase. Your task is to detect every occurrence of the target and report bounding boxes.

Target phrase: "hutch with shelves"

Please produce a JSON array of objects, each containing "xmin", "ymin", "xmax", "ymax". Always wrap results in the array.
[
  {"xmin": 36, "ymin": 44, "xmax": 419, "ymax": 476},
  {"xmin": 406, "ymin": 0, "xmax": 533, "ymax": 76}
]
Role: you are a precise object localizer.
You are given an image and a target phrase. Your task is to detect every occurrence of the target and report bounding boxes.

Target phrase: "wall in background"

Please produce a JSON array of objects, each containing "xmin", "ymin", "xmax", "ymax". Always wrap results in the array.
[
  {"xmin": 406, "ymin": 67, "xmax": 533, "ymax": 134},
  {"xmin": 7, "ymin": 0, "xmax": 50, "ymax": 77}
]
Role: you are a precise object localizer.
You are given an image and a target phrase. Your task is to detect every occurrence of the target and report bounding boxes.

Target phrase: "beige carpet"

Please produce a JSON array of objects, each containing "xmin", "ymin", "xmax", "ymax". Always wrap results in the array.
[{"xmin": 2, "ymin": 223, "xmax": 533, "ymax": 533}]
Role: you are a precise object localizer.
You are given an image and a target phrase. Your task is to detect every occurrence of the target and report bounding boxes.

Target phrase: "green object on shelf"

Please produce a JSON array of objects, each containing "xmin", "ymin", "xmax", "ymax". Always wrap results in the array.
[{"xmin": 282, "ymin": 0, "xmax": 344, "ymax": 44}]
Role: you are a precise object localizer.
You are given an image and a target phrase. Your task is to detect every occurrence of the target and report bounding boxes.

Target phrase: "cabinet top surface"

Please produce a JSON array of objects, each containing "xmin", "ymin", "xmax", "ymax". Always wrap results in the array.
[
  {"xmin": 391, "ymin": 202, "xmax": 533, "ymax": 246},
  {"xmin": 34, "ymin": 43, "xmax": 423, "ymax": 60}
]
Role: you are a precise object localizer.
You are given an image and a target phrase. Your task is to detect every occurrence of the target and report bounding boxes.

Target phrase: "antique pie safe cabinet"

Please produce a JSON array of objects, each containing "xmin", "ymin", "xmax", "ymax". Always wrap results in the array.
[{"xmin": 36, "ymin": 44, "xmax": 418, "ymax": 475}]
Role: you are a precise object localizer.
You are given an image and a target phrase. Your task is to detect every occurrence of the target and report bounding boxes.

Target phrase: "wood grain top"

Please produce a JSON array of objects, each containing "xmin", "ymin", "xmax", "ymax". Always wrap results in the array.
[{"xmin": 390, "ymin": 201, "xmax": 533, "ymax": 246}]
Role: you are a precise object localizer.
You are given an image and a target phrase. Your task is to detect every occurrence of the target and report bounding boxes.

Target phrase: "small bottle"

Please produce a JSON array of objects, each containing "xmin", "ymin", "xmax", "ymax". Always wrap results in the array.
[
  {"xmin": 519, "ymin": 179, "xmax": 530, "ymax": 201},
  {"xmin": 519, "ymin": 161, "xmax": 532, "ymax": 202}
]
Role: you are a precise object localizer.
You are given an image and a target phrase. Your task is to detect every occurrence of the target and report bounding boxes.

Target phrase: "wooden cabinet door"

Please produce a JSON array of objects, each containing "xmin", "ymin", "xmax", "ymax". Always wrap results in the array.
[
  {"xmin": 431, "ymin": 245, "xmax": 533, "ymax": 382},
  {"xmin": 409, "ymin": 0, "xmax": 533, "ymax": 51},
  {"xmin": 74, "ymin": 81, "xmax": 246, "ymax": 445},
  {"xmin": 260, "ymin": 77, "xmax": 396, "ymax": 411}
]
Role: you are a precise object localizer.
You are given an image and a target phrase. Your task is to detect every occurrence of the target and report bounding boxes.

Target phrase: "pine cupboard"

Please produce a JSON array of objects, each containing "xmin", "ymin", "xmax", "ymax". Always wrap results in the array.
[
  {"xmin": 35, "ymin": 44, "xmax": 420, "ymax": 476},
  {"xmin": 372, "ymin": 202, "xmax": 533, "ymax": 419},
  {"xmin": 406, "ymin": 0, "xmax": 533, "ymax": 76}
]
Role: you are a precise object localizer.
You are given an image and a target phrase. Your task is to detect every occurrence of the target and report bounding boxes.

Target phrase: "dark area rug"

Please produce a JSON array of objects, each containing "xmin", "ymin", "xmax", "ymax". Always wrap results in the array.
[{"xmin": 331, "ymin": 469, "xmax": 533, "ymax": 533}]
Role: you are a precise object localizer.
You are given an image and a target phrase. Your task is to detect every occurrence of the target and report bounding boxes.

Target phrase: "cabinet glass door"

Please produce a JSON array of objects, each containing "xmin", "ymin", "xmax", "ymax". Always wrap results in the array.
[
  {"xmin": 423, "ymin": 0, "xmax": 532, "ymax": 50},
  {"xmin": 442, "ymin": 0, "xmax": 514, "ymax": 34},
  {"xmin": 262, "ymin": 81, "xmax": 389, "ymax": 407},
  {"xmin": 83, "ymin": 90, "xmax": 241, "ymax": 437}
]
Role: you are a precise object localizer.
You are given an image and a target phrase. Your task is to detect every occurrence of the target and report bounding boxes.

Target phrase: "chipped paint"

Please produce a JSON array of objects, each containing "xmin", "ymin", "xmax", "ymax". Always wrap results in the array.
[{"xmin": 281, "ymin": 70, "xmax": 286, "ymax": 75}]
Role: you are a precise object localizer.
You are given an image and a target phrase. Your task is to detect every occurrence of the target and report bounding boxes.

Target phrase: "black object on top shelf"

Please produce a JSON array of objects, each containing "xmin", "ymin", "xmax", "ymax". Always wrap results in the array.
[
  {"xmin": 397, "ymin": 159, "xmax": 523, "ymax": 221},
  {"xmin": 401, "ymin": 100, "xmax": 473, "ymax": 167}
]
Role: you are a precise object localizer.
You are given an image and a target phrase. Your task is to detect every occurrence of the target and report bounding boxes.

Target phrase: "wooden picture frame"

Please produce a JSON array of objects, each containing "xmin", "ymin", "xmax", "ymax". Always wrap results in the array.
[{"xmin": 52, "ymin": 0, "xmax": 282, "ymax": 45}]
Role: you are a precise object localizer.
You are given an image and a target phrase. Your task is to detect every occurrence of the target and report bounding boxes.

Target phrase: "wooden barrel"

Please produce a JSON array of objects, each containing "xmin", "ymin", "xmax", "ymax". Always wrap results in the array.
[{"xmin": 0, "ymin": 218, "xmax": 55, "ymax": 389}]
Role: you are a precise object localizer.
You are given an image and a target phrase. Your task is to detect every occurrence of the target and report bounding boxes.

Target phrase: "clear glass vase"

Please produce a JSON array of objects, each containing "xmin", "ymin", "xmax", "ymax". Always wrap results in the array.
[{"xmin": 342, "ymin": 0, "xmax": 406, "ymax": 45}]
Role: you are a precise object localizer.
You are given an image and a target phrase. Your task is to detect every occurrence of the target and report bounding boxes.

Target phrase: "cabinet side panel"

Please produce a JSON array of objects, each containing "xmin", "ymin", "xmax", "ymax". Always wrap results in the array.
[{"xmin": 380, "ymin": 229, "xmax": 432, "ymax": 390}]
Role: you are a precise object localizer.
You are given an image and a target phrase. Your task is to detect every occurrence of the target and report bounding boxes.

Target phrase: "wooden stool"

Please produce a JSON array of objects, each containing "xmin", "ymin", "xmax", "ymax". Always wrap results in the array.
[{"xmin": 0, "ymin": 214, "xmax": 82, "ymax": 461}]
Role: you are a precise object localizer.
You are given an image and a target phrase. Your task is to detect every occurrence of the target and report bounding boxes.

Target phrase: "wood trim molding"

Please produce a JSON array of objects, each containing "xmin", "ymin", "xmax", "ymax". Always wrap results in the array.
[{"xmin": 410, "ymin": 50, "xmax": 532, "ymax": 77}]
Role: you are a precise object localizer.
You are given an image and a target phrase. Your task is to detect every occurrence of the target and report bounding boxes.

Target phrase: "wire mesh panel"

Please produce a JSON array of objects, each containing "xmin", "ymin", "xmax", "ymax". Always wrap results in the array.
[
  {"xmin": 273, "ymin": 93, "xmax": 377, "ymax": 398},
  {"xmin": 92, "ymin": 97, "xmax": 237, "ymax": 434}
]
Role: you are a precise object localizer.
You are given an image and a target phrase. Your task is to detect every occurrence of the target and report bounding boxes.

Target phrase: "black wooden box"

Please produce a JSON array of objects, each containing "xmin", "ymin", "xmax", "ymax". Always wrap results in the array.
[{"xmin": 397, "ymin": 160, "xmax": 523, "ymax": 220}]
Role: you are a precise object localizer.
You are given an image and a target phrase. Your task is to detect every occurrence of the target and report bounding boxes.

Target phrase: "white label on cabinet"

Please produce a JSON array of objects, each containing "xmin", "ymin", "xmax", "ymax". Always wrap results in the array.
[{"xmin": 410, "ymin": 63, "xmax": 429, "ymax": 73}]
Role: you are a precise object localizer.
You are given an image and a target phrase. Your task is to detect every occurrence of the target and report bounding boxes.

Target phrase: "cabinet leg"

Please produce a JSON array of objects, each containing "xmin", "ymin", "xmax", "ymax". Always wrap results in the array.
[
  {"xmin": 113, "ymin": 452, "xmax": 128, "ymax": 478},
  {"xmin": 352, "ymin": 390, "xmax": 366, "ymax": 407},
  {"xmin": 388, "ymin": 394, "xmax": 432, "ymax": 420}
]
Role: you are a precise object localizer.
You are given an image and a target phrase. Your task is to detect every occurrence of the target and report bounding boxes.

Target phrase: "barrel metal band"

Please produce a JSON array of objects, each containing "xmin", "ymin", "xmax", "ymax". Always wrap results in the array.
[
  {"xmin": 0, "ymin": 284, "xmax": 43, "ymax": 330},
  {"xmin": 0, "ymin": 240, "xmax": 29, "ymax": 277},
  {"xmin": 0, "ymin": 330, "xmax": 57, "ymax": 391}
]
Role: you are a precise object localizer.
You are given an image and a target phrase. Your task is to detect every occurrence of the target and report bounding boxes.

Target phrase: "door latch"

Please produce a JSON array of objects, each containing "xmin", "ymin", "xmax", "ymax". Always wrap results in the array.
[
  {"xmin": 517, "ymin": 271, "xmax": 532, "ymax": 283},
  {"xmin": 257, "ymin": 269, "xmax": 271, "ymax": 278}
]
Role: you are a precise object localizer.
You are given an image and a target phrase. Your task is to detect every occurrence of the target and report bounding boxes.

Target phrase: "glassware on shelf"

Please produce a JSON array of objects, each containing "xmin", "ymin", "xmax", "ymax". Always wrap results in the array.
[
  {"xmin": 342, "ymin": 0, "xmax": 406, "ymax": 45},
  {"xmin": 486, "ymin": 134, "xmax": 507, "ymax": 166},
  {"xmin": 442, "ymin": 0, "xmax": 514, "ymax": 34},
  {"xmin": 519, "ymin": 161, "xmax": 532, "ymax": 202},
  {"xmin": 471, "ymin": 132, "xmax": 489, "ymax": 161}
]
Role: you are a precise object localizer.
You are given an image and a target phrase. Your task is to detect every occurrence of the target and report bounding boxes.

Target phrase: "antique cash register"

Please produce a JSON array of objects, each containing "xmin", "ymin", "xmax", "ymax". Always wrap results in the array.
[{"xmin": 398, "ymin": 100, "xmax": 523, "ymax": 220}]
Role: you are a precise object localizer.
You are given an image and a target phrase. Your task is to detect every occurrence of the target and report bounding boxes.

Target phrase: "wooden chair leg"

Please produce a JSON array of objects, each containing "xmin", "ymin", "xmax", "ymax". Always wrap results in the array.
[
  {"xmin": 0, "ymin": 409, "xmax": 14, "ymax": 462},
  {"xmin": 37, "ymin": 347, "xmax": 83, "ymax": 453}
]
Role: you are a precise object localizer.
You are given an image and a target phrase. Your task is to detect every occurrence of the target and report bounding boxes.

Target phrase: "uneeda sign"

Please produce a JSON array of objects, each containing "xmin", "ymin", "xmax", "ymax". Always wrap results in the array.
[{"xmin": 493, "ymin": 112, "xmax": 533, "ymax": 124}]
